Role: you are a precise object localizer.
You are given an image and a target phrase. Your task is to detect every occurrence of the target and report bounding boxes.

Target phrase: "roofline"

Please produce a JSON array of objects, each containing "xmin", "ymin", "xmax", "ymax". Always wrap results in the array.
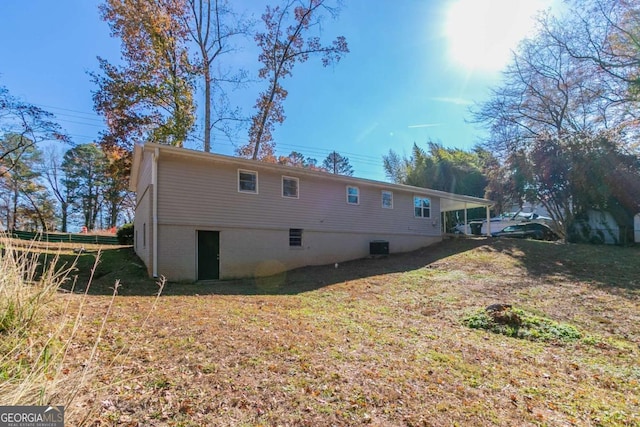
[{"xmin": 131, "ymin": 142, "xmax": 495, "ymax": 208}]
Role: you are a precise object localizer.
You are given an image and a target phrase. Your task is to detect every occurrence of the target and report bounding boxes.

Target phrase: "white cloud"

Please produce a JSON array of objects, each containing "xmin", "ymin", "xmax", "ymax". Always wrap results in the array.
[
  {"xmin": 407, "ymin": 123, "xmax": 442, "ymax": 129},
  {"xmin": 430, "ymin": 97, "xmax": 473, "ymax": 106}
]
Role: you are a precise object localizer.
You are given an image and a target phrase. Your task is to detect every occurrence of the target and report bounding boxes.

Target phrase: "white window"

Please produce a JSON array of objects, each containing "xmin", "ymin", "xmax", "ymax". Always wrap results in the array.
[
  {"xmin": 414, "ymin": 196, "xmax": 431, "ymax": 218},
  {"xmin": 346, "ymin": 186, "xmax": 359, "ymax": 205},
  {"xmin": 282, "ymin": 176, "xmax": 299, "ymax": 198},
  {"xmin": 382, "ymin": 190, "xmax": 393, "ymax": 209},
  {"xmin": 238, "ymin": 169, "xmax": 258, "ymax": 193}
]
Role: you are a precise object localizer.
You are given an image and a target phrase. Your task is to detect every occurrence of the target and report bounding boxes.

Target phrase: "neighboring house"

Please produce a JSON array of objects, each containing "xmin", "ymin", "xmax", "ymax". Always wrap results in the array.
[{"xmin": 129, "ymin": 143, "xmax": 494, "ymax": 281}]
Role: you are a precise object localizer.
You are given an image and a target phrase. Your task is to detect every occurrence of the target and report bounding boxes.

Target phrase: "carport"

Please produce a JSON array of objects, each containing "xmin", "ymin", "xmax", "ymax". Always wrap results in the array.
[{"xmin": 439, "ymin": 193, "xmax": 495, "ymax": 237}]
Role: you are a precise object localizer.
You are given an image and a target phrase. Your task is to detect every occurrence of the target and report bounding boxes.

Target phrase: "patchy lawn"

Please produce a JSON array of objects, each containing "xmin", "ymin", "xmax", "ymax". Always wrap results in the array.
[{"xmin": 47, "ymin": 238, "xmax": 639, "ymax": 425}]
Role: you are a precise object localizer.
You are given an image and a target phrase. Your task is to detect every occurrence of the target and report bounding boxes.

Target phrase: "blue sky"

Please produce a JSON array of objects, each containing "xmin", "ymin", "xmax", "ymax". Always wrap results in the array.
[{"xmin": 0, "ymin": 0, "xmax": 552, "ymax": 181}]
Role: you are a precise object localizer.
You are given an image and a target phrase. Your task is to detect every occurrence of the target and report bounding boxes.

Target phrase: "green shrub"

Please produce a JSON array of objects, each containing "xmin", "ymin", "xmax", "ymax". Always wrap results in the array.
[
  {"xmin": 117, "ymin": 223, "xmax": 134, "ymax": 245},
  {"xmin": 463, "ymin": 307, "xmax": 582, "ymax": 343}
]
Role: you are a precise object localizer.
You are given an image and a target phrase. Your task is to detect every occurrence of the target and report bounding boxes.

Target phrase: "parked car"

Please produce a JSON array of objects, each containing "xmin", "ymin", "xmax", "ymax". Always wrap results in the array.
[{"xmin": 491, "ymin": 222, "xmax": 558, "ymax": 240}]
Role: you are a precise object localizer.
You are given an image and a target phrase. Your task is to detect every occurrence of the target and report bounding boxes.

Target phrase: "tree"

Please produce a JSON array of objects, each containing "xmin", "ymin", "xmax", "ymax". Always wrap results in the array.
[
  {"xmin": 543, "ymin": 0, "xmax": 640, "ymax": 102},
  {"xmin": 322, "ymin": 151, "xmax": 353, "ymax": 175},
  {"xmin": 383, "ymin": 142, "xmax": 493, "ymax": 228},
  {"xmin": 383, "ymin": 142, "xmax": 488, "ymax": 198},
  {"xmin": 471, "ymin": 28, "xmax": 606, "ymax": 155},
  {"xmin": 92, "ymin": 0, "xmax": 196, "ymax": 151},
  {"xmin": 42, "ymin": 146, "xmax": 73, "ymax": 232},
  {"xmin": 238, "ymin": 0, "xmax": 349, "ymax": 160},
  {"xmin": 276, "ymin": 150, "xmax": 322, "ymax": 169},
  {"xmin": 102, "ymin": 146, "xmax": 132, "ymax": 228},
  {"xmin": 471, "ymin": 2, "xmax": 640, "ymax": 236},
  {"xmin": 0, "ymin": 133, "xmax": 54, "ymax": 231},
  {"xmin": 184, "ymin": 0, "xmax": 251, "ymax": 152},
  {"xmin": 500, "ymin": 131, "xmax": 640, "ymax": 237},
  {"xmin": 0, "ymin": 86, "xmax": 68, "ymax": 177},
  {"xmin": 62, "ymin": 144, "xmax": 109, "ymax": 231}
]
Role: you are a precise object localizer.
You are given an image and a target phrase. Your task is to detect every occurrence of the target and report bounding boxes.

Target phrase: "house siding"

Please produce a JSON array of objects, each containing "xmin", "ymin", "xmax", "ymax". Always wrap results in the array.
[
  {"xmin": 156, "ymin": 156, "xmax": 441, "ymax": 237},
  {"xmin": 132, "ymin": 151, "xmax": 154, "ymax": 276},
  {"xmin": 137, "ymin": 149, "xmax": 153, "ymax": 195},
  {"xmin": 150, "ymin": 155, "xmax": 443, "ymax": 280}
]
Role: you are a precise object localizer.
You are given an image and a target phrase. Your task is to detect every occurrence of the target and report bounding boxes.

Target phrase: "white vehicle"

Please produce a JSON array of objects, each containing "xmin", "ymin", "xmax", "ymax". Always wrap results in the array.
[{"xmin": 454, "ymin": 212, "xmax": 553, "ymax": 235}]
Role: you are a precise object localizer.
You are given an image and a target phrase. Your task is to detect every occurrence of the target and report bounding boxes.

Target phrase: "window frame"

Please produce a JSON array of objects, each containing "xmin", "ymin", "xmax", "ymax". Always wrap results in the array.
[
  {"xmin": 346, "ymin": 185, "xmax": 360, "ymax": 205},
  {"xmin": 238, "ymin": 169, "xmax": 258, "ymax": 194},
  {"xmin": 282, "ymin": 176, "xmax": 299, "ymax": 199},
  {"xmin": 289, "ymin": 228, "xmax": 303, "ymax": 248},
  {"xmin": 381, "ymin": 190, "xmax": 393, "ymax": 209},
  {"xmin": 413, "ymin": 196, "xmax": 431, "ymax": 218}
]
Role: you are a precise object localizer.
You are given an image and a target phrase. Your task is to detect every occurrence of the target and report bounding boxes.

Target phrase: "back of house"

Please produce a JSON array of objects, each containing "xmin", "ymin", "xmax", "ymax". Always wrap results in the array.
[{"xmin": 129, "ymin": 143, "xmax": 492, "ymax": 281}]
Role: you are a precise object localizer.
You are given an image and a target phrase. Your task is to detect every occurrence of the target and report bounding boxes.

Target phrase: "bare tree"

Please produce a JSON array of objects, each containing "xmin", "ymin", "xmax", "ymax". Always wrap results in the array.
[
  {"xmin": 0, "ymin": 86, "xmax": 68, "ymax": 177},
  {"xmin": 472, "ymin": 28, "xmax": 605, "ymax": 155},
  {"xmin": 238, "ymin": 0, "xmax": 349, "ymax": 161},
  {"xmin": 41, "ymin": 145, "xmax": 73, "ymax": 232},
  {"xmin": 184, "ymin": 0, "xmax": 251, "ymax": 152},
  {"xmin": 471, "ymin": 3, "xmax": 640, "ymax": 236},
  {"xmin": 543, "ymin": 0, "xmax": 640, "ymax": 94}
]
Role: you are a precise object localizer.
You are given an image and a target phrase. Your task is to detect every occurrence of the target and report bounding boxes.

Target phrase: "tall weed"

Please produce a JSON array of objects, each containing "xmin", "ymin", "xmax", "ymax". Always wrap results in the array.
[{"xmin": 0, "ymin": 235, "xmax": 165, "ymax": 424}]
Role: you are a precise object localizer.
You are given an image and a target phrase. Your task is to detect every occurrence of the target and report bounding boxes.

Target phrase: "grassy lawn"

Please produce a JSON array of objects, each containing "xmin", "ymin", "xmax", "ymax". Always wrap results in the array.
[{"xmin": 16, "ymin": 238, "xmax": 640, "ymax": 425}]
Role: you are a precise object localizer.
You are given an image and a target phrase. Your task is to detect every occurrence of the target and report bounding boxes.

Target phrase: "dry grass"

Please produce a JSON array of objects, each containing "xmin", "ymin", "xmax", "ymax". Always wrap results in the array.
[{"xmin": 6, "ymin": 237, "xmax": 640, "ymax": 426}]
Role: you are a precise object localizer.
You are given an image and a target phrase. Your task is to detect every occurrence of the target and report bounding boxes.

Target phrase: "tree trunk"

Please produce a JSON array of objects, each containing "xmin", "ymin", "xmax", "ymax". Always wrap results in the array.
[
  {"xmin": 11, "ymin": 186, "xmax": 18, "ymax": 231},
  {"xmin": 109, "ymin": 199, "xmax": 119, "ymax": 228},
  {"xmin": 252, "ymin": 79, "xmax": 279, "ymax": 160},
  {"xmin": 61, "ymin": 201, "xmax": 68, "ymax": 232}
]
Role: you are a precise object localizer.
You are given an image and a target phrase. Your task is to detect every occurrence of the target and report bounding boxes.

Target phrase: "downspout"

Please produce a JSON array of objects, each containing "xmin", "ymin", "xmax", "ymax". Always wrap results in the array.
[{"xmin": 152, "ymin": 147, "xmax": 159, "ymax": 278}]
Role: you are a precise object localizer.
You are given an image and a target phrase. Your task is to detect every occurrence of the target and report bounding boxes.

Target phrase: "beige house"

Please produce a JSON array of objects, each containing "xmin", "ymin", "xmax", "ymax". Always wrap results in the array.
[{"xmin": 129, "ymin": 143, "xmax": 493, "ymax": 281}]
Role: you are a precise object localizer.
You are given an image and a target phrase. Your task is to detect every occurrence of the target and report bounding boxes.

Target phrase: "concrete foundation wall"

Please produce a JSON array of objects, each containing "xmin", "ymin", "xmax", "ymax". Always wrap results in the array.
[{"xmin": 156, "ymin": 224, "xmax": 442, "ymax": 281}]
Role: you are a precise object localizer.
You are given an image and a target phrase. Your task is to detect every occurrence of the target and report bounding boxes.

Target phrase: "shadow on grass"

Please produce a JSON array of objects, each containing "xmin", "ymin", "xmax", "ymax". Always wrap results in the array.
[
  {"xmin": 54, "ymin": 238, "xmax": 490, "ymax": 296},
  {"xmin": 164, "ymin": 238, "xmax": 491, "ymax": 296},
  {"xmin": 41, "ymin": 237, "xmax": 639, "ymax": 298},
  {"xmin": 486, "ymin": 238, "xmax": 640, "ymax": 298}
]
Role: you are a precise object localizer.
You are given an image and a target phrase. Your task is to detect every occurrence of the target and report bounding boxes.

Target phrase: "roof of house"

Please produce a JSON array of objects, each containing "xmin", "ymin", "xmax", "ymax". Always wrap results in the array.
[{"xmin": 130, "ymin": 142, "xmax": 494, "ymax": 212}]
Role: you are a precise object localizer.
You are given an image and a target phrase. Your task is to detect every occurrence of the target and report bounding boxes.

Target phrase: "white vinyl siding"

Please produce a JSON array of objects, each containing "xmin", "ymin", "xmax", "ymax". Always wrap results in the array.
[{"xmin": 157, "ymin": 157, "xmax": 441, "ymax": 236}]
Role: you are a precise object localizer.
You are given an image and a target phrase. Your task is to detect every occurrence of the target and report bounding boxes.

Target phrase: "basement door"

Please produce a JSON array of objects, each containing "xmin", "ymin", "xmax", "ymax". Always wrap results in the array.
[{"xmin": 197, "ymin": 230, "xmax": 219, "ymax": 280}]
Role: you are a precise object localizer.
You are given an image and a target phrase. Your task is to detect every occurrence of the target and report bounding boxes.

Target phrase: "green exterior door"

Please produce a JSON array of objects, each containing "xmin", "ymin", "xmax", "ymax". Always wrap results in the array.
[{"xmin": 197, "ymin": 230, "xmax": 219, "ymax": 280}]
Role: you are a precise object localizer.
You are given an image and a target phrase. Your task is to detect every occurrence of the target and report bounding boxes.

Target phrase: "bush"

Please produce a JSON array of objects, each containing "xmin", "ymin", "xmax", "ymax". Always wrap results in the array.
[
  {"xmin": 462, "ymin": 306, "xmax": 582, "ymax": 343},
  {"xmin": 117, "ymin": 223, "xmax": 134, "ymax": 245}
]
